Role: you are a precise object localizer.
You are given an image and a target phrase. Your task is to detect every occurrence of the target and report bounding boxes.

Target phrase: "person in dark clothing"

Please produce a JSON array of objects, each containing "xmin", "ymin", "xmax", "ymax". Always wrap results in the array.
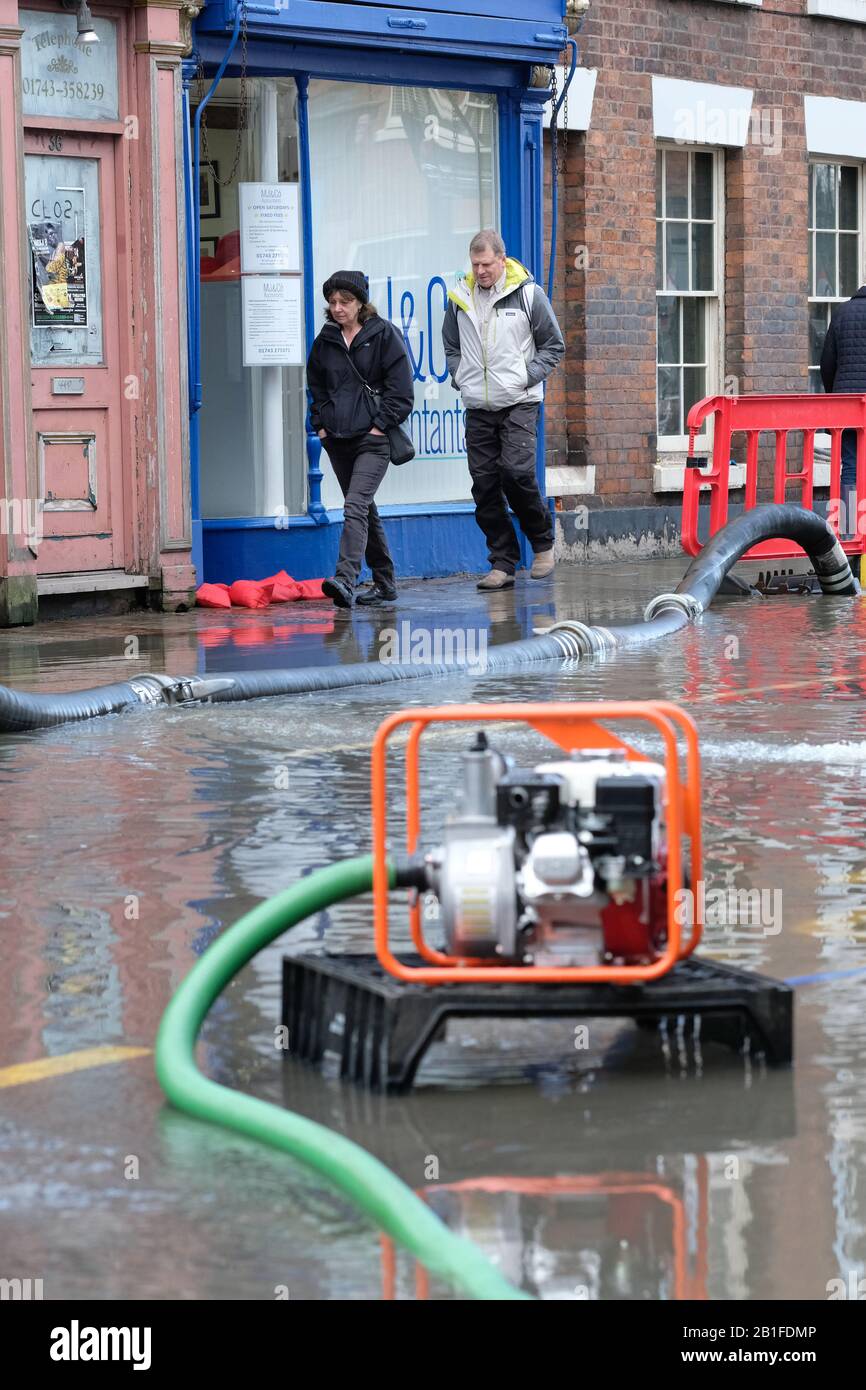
[
  {"xmin": 820, "ymin": 285, "xmax": 866, "ymax": 528},
  {"xmin": 306, "ymin": 271, "xmax": 413, "ymax": 608}
]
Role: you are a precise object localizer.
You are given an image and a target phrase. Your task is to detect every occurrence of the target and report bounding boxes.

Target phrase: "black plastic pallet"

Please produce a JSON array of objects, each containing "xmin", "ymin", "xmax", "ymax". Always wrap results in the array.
[{"xmin": 281, "ymin": 952, "xmax": 793, "ymax": 1092}]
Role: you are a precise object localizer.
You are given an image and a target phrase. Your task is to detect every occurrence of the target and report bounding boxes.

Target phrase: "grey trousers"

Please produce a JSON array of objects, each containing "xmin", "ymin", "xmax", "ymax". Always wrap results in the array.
[{"xmin": 323, "ymin": 431, "xmax": 395, "ymax": 588}]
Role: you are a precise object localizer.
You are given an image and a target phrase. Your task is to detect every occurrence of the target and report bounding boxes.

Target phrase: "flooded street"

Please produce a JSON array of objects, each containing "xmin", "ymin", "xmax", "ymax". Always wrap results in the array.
[{"xmin": 2, "ymin": 558, "xmax": 866, "ymax": 1300}]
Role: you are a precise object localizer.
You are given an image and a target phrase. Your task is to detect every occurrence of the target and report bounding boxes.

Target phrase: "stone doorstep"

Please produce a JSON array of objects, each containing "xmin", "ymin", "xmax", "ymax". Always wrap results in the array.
[{"xmin": 37, "ymin": 570, "xmax": 150, "ymax": 597}]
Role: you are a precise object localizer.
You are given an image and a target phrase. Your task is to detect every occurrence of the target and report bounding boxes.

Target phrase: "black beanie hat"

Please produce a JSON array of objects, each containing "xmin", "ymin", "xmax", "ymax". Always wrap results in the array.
[{"xmin": 322, "ymin": 270, "xmax": 369, "ymax": 305}]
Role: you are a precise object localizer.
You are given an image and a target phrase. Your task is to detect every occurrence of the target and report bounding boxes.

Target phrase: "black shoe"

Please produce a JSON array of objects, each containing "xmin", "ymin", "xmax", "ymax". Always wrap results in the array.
[
  {"xmin": 355, "ymin": 583, "xmax": 397, "ymax": 605},
  {"xmin": 322, "ymin": 577, "xmax": 355, "ymax": 609}
]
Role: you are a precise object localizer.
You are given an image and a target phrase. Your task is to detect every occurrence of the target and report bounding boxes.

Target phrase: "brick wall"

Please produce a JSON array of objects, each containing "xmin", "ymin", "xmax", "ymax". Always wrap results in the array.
[{"xmin": 545, "ymin": 0, "xmax": 866, "ymax": 509}]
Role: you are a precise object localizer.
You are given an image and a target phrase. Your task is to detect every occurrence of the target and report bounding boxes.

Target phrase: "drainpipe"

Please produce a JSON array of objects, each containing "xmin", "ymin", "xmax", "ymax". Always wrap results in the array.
[
  {"xmin": 185, "ymin": 3, "xmax": 245, "ymax": 579},
  {"xmin": 191, "ymin": 2, "xmax": 243, "ymax": 411},
  {"xmin": 518, "ymin": 83, "xmax": 552, "ymax": 566},
  {"xmin": 258, "ymin": 81, "xmax": 287, "ymax": 520},
  {"xmin": 181, "ymin": 57, "xmax": 202, "ymax": 576},
  {"xmin": 296, "ymin": 73, "xmax": 328, "ymax": 525}
]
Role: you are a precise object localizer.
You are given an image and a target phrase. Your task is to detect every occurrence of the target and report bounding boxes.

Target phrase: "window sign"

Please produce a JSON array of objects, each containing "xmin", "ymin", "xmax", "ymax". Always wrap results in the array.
[
  {"xmin": 239, "ymin": 183, "xmax": 301, "ymax": 274},
  {"xmin": 242, "ymin": 276, "xmax": 304, "ymax": 366},
  {"xmin": 21, "ymin": 10, "xmax": 119, "ymax": 122}
]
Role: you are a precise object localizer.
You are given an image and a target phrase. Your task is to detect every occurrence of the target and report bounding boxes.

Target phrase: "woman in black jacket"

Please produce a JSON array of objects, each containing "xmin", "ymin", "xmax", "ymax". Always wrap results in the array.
[{"xmin": 306, "ymin": 271, "xmax": 414, "ymax": 608}]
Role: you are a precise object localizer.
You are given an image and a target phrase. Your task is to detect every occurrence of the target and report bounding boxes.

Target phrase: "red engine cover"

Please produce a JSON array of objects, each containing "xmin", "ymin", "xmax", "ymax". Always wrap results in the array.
[{"xmin": 600, "ymin": 875, "xmax": 669, "ymax": 964}]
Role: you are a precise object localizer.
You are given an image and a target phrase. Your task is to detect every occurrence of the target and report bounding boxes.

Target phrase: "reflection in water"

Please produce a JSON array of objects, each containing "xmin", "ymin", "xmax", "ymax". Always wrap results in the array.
[
  {"xmin": 1, "ymin": 562, "xmax": 866, "ymax": 1297},
  {"xmin": 381, "ymin": 1172, "xmax": 707, "ymax": 1301}
]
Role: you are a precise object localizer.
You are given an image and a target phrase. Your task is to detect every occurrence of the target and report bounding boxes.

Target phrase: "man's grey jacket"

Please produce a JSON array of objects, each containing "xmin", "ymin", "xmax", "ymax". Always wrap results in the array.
[{"xmin": 442, "ymin": 257, "xmax": 565, "ymax": 412}]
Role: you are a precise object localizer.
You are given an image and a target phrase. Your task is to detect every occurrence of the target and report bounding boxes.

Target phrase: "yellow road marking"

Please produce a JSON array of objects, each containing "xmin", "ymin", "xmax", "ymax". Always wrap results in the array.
[{"xmin": 0, "ymin": 1045, "xmax": 151, "ymax": 1090}]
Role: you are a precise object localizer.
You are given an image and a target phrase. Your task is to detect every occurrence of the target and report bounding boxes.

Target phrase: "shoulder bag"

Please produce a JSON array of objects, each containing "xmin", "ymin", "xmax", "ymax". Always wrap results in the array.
[{"xmin": 343, "ymin": 349, "xmax": 416, "ymax": 466}]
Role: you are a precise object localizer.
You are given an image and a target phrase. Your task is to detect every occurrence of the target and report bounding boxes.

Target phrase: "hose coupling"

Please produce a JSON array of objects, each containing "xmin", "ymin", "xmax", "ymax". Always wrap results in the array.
[
  {"xmin": 546, "ymin": 620, "xmax": 609, "ymax": 658},
  {"xmin": 643, "ymin": 592, "xmax": 703, "ymax": 622},
  {"xmin": 127, "ymin": 675, "xmax": 176, "ymax": 707},
  {"xmin": 812, "ymin": 540, "xmax": 857, "ymax": 594},
  {"xmin": 130, "ymin": 673, "xmax": 236, "ymax": 707}
]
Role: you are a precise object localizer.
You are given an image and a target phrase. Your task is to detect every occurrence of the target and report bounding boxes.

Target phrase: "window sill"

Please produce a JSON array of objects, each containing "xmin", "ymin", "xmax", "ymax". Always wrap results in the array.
[
  {"xmin": 654, "ymin": 459, "xmax": 832, "ymax": 493},
  {"xmin": 546, "ymin": 464, "xmax": 596, "ymax": 496}
]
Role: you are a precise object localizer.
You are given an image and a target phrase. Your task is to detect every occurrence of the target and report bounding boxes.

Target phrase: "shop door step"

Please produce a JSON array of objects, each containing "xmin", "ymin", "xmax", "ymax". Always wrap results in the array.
[{"xmin": 37, "ymin": 570, "xmax": 149, "ymax": 596}]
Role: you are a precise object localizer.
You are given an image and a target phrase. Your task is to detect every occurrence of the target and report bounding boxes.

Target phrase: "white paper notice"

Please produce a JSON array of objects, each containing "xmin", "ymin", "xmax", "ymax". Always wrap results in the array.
[
  {"xmin": 242, "ymin": 276, "xmax": 303, "ymax": 366},
  {"xmin": 239, "ymin": 183, "xmax": 300, "ymax": 274}
]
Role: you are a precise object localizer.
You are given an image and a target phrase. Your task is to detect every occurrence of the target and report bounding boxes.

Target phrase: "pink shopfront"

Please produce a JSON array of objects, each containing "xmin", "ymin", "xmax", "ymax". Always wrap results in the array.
[{"xmin": 0, "ymin": 0, "xmax": 195, "ymax": 625}]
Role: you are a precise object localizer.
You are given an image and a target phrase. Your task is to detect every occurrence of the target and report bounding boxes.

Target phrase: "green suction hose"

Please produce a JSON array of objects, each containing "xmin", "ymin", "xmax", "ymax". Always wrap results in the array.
[{"xmin": 155, "ymin": 854, "xmax": 529, "ymax": 1301}]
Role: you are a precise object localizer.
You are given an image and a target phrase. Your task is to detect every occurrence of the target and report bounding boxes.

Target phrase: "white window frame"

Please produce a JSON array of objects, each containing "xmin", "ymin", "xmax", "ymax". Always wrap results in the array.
[
  {"xmin": 655, "ymin": 143, "xmax": 725, "ymax": 455},
  {"xmin": 808, "ymin": 158, "xmax": 865, "ymax": 393}
]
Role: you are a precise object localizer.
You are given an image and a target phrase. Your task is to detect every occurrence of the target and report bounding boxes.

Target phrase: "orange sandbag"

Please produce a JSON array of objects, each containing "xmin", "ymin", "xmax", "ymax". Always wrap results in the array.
[
  {"xmin": 229, "ymin": 579, "xmax": 273, "ymax": 609},
  {"xmin": 262, "ymin": 569, "xmax": 303, "ymax": 602},
  {"xmin": 196, "ymin": 583, "xmax": 232, "ymax": 609},
  {"xmin": 294, "ymin": 578, "xmax": 326, "ymax": 599},
  {"xmin": 198, "ymin": 626, "xmax": 234, "ymax": 648},
  {"xmin": 233, "ymin": 623, "xmax": 276, "ymax": 646}
]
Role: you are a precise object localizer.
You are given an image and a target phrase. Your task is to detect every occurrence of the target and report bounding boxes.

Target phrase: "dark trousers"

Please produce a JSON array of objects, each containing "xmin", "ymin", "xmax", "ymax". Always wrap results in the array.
[
  {"xmin": 323, "ymin": 432, "xmax": 395, "ymax": 588},
  {"xmin": 841, "ymin": 428, "xmax": 858, "ymax": 488},
  {"xmin": 464, "ymin": 402, "xmax": 553, "ymax": 575}
]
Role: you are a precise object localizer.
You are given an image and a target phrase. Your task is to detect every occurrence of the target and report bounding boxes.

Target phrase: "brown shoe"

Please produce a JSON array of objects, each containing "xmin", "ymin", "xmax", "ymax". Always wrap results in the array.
[
  {"xmin": 476, "ymin": 568, "xmax": 515, "ymax": 591},
  {"xmin": 530, "ymin": 549, "xmax": 555, "ymax": 579}
]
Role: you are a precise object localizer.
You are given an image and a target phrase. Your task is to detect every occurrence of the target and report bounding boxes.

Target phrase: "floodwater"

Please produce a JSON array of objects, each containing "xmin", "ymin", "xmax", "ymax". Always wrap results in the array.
[{"xmin": 1, "ymin": 559, "xmax": 866, "ymax": 1301}]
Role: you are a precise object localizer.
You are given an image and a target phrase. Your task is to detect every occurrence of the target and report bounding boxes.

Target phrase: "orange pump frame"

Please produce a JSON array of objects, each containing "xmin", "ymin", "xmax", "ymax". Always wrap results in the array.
[{"xmin": 371, "ymin": 701, "xmax": 703, "ymax": 985}]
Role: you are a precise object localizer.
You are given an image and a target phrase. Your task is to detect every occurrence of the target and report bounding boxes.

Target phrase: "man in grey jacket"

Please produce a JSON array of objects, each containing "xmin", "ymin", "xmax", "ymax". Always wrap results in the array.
[{"xmin": 443, "ymin": 229, "xmax": 565, "ymax": 589}]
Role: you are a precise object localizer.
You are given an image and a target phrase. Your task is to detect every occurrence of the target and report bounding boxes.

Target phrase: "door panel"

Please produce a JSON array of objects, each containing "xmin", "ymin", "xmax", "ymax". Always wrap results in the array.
[{"xmin": 25, "ymin": 131, "xmax": 125, "ymax": 574}]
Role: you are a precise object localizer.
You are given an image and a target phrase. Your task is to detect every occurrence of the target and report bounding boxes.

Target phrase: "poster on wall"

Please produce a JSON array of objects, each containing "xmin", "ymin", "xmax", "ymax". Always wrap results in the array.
[
  {"xmin": 29, "ymin": 217, "xmax": 87, "ymax": 327},
  {"xmin": 242, "ymin": 275, "xmax": 303, "ymax": 366},
  {"xmin": 239, "ymin": 184, "xmax": 300, "ymax": 274}
]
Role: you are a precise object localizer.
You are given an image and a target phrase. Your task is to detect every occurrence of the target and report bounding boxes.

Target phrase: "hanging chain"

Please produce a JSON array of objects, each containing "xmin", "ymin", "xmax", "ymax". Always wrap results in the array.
[
  {"xmin": 561, "ymin": 65, "xmax": 569, "ymax": 184},
  {"xmin": 550, "ymin": 63, "xmax": 559, "ymax": 193},
  {"xmin": 196, "ymin": 2, "xmax": 249, "ymax": 188}
]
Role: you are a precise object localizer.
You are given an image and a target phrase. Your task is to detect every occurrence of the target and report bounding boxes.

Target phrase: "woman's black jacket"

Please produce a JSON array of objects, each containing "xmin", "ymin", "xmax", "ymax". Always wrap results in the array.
[{"xmin": 306, "ymin": 315, "xmax": 414, "ymax": 440}]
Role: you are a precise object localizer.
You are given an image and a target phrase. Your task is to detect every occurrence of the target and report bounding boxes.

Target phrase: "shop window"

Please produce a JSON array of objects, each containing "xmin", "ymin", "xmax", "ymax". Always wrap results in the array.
[
  {"xmin": 655, "ymin": 146, "xmax": 722, "ymax": 446},
  {"xmin": 308, "ymin": 81, "xmax": 498, "ymax": 509},
  {"xmin": 808, "ymin": 161, "xmax": 862, "ymax": 393},
  {"xmin": 196, "ymin": 79, "xmax": 499, "ymax": 517},
  {"xmin": 194, "ymin": 78, "xmax": 307, "ymax": 519}
]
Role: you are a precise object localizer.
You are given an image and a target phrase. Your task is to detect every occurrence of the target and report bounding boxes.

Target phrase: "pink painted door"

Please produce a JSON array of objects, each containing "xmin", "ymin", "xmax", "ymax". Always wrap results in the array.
[{"xmin": 25, "ymin": 131, "xmax": 126, "ymax": 573}]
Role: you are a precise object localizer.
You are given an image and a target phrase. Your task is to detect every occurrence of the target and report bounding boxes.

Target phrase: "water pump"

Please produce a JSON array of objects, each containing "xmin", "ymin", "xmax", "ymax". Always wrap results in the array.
[
  {"xmin": 426, "ymin": 732, "xmax": 669, "ymax": 968},
  {"xmin": 371, "ymin": 700, "xmax": 702, "ymax": 986}
]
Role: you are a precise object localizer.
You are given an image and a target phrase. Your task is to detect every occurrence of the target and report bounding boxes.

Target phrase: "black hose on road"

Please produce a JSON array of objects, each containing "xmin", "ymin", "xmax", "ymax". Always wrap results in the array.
[{"xmin": 0, "ymin": 505, "xmax": 855, "ymax": 734}]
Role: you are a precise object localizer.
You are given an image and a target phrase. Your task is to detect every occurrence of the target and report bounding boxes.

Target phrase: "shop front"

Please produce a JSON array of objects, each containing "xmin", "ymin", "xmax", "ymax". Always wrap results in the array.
[
  {"xmin": 0, "ymin": 0, "xmax": 195, "ymax": 626},
  {"xmin": 189, "ymin": 0, "xmax": 568, "ymax": 583}
]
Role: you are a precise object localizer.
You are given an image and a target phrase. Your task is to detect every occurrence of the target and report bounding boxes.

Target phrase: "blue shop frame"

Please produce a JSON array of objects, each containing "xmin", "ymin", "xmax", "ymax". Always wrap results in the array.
[{"xmin": 186, "ymin": 0, "xmax": 566, "ymax": 583}]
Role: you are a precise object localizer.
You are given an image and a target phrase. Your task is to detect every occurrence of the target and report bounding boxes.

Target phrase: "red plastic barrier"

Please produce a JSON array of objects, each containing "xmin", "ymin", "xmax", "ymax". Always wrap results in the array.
[{"xmin": 682, "ymin": 392, "xmax": 866, "ymax": 560}]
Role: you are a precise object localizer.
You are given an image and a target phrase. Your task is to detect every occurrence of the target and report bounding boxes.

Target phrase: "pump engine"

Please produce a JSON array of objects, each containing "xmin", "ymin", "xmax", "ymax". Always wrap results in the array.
[{"xmin": 425, "ymin": 732, "xmax": 672, "ymax": 967}]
